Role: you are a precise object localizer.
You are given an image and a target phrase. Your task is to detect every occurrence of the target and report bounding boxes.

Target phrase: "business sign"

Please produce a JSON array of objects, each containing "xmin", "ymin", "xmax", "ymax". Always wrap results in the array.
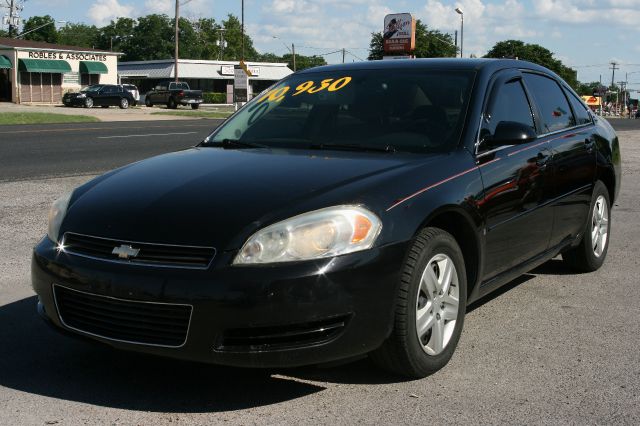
[
  {"xmin": 222, "ymin": 65, "xmax": 260, "ymax": 77},
  {"xmin": 234, "ymin": 65, "xmax": 248, "ymax": 102},
  {"xmin": 383, "ymin": 13, "xmax": 416, "ymax": 54},
  {"xmin": 27, "ymin": 51, "xmax": 108, "ymax": 61}
]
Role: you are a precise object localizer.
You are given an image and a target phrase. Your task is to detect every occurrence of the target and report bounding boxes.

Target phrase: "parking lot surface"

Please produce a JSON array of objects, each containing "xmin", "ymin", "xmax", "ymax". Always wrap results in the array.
[{"xmin": 0, "ymin": 130, "xmax": 638, "ymax": 425}]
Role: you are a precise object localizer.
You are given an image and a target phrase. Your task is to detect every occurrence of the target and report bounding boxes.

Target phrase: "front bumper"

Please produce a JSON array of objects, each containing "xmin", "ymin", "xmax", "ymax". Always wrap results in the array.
[
  {"xmin": 62, "ymin": 97, "xmax": 85, "ymax": 106},
  {"xmin": 32, "ymin": 236, "xmax": 407, "ymax": 367}
]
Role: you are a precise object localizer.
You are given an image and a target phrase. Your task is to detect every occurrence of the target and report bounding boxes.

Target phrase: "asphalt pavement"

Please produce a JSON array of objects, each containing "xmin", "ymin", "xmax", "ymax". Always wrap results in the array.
[
  {"xmin": 0, "ymin": 120, "xmax": 639, "ymax": 424},
  {"xmin": 0, "ymin": 120, "xmax": 222, "ymax": 182}
]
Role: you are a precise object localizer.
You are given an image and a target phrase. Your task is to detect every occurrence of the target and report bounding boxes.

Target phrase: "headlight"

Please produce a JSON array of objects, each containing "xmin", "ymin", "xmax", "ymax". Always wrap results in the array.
[
  {"xmin": 47, "ymin": 191, "xmax": 73, "ymax": 243},
  {"xmin": 77, "ymin": 93, "xmax": 86, "ymax": 98},
  {"xmin": 234, "ymin": 206, "xmax": 382, "ymax": 265}
]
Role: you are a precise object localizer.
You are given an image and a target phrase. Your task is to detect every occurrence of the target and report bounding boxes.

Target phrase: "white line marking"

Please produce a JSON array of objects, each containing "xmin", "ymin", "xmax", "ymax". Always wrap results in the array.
[{"xmin": 98, "ymin": 132, "xmax": 198, "ymax": 139}]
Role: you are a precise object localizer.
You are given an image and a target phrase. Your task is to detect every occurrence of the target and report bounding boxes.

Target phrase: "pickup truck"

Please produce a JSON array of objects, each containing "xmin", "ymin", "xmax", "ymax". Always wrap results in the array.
[{"xmin": 144, "ymin": 81, "xmax": 203, "ymax": 109}]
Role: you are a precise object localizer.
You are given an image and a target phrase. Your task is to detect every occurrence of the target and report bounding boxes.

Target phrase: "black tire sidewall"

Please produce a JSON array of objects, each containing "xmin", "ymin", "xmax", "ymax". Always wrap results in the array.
[{"xmin": 404, "ymin": 231, "xmax": 467, "ymax": 373}]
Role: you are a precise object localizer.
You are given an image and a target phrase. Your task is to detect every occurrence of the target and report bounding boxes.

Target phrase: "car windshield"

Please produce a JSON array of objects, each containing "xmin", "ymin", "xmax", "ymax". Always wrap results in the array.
[
  {"xmin": 82, "ymin": 85, "xmax": 103, "ymax": 93},
  {"xmin": 206, "ymin": 68, "xmax": 474, "ymax": 154}
]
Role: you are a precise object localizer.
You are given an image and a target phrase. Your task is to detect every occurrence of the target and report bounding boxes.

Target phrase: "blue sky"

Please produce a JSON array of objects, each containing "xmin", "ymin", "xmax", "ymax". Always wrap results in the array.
[{"xmin": 5, "ymin": 0, "xmax": 640, "ymax": 86}]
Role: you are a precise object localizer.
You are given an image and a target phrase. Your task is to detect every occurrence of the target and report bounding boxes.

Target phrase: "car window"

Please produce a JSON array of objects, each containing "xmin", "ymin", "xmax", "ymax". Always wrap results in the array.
[
  {"xmin": 523, "ymin": 73, "xmax": 574, "ymax": 133},
  {"xmin": 481, "ymin": 79, "xmax": 535, "ymax": 144},
  {"xmin": 566, "ymin": 90, "xmax": 592, "ymax": 125},
  {"xmin": 208, "ymin": 69, "xmax": 475, "ymax": 154},
  {"xmin": 117, "ymin": 86, "xmax": 123, "ymax": 93},
  {"xmin": 102, "ymin": 86, "xmax": 114, "ymax": 93}
]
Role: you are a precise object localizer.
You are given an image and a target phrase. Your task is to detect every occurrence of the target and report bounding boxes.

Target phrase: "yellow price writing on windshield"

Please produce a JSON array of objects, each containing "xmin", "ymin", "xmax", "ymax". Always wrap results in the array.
[{"xmin": 257, "ymin": 76, "xmax": 352, "ymax": 103}]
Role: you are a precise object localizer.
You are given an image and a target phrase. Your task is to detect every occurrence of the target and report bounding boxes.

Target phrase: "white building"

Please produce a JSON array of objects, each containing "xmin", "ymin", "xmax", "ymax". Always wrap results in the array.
[
  {"xmin": 0, "ymin": 37, "xmax": 121, "ymax": 104},
  {"xmin": 118, "ymin": 59, "xmax": 293, "ymax": 102}
]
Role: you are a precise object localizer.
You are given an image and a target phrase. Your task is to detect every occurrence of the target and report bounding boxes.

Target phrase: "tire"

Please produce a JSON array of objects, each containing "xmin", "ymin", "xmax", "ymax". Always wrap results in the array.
[
  {"xmin": 167, "ymin": 98, "xmax": 177, "ymax": 109},
  {"xmin": 119, "ymin": 97, "xmax": 129, "ymax": 109},
  {"xmin": 145, "ymin": 97, "xmax": 153, "ymax": 107},
  {"xmin": 84, "ymin": 97, "xmax": 93, "ymax": 108},
  {"xmin": 191, "ymin": 104, "xmax": 200, "ymax": 110},
  {"xmin": 370, "ymin": 227, "xmax": 467, "ymax": 378},
  {"xmin": 562, "ymin": 181, "xmax": 611, "ymax": 272}
]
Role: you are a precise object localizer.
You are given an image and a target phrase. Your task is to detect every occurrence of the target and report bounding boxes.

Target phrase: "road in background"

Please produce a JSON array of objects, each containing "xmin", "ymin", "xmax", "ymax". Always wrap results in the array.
[
  {"xmin": 0, "ymin": 120, "xmax": 222, "ymax": 182},
  {"xmin": 0, "ymin": 129, "xmax": 638, "ymax": 423}
]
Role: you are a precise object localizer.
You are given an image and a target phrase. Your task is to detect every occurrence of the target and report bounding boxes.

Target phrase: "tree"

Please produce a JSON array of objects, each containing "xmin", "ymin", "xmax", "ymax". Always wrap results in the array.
[
  {"xmin": 96, "ymin": 17, "xmax": 137, "ymax": 56},
  {"xmin": 21, "ymin": 15, "xmax": 58, "ymax": 43},
  {"xmin": 220, "ymin": 15, "xmax": 258, "ymax": 61},
  {"xmin": 0, "ymin": 28, "xmax": 8, "ymax": 38},
  {"xmin": 126, "ymin": 14, "xmax": 174, "ymax": 61},
  {"xmin": 368, "ymin": 20, "xmax": 456, "ymax": 60},
  {"xmin": 577, "ymin": 81, "xmax": 604, "ymax": 97},
  {"xmin": 172, "ymin": 17, "xmax": 201, "ymax": 59},
  {"xmin": 484, "ymin": 40, "xmax": 578, "ymax": 89},
  {"xmin": 192, "ymin": 18, "xmax": 221, "ymax": 60},
  {"xmin": 282, "ymin": 53, "xmax": 326, "ymax": 71},
  {"xmin": 58, "ymin": 23, "xmax": 100, "ymax": 48}
]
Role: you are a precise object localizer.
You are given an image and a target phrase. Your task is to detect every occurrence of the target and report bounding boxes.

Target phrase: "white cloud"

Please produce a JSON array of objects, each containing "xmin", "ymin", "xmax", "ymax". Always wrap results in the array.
[
  {"xmin": 143, "ymin": 0, "xmax": 173, "ymax": 15},
  {"xmin": 87, "ymin": 0, "xmax": 135, "ymax": 26}
]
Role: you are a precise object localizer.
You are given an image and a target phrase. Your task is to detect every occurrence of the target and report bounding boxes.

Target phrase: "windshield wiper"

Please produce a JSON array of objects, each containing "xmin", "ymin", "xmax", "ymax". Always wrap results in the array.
[
  {"xmin": 200, "ymin": 138, "xmax": 269, "ymax": 149},
  {"xmin": 310, "ymin": 143, "xmax": 396, "ymax": 153}
]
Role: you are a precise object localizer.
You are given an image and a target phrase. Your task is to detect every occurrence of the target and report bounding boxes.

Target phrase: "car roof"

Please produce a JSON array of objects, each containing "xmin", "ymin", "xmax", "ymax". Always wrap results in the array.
[{"xmin": 296, "ymin": 58, "xmax": 562, "ymax": 80}]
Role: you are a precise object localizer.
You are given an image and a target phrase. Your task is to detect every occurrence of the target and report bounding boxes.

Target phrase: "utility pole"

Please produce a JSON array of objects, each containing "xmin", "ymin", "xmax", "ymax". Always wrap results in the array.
[
  {"xmin": 241, "ymin": 0, "xmax": 244, "ymax": 61},
  {"xmin": 292, "ymin": 43, "xmax": 296, "ymax": 71},
  {"xmin": 342, "ymin": 48, "xmax": 345, "ymax": 64},
  {"xmin": 610, "ymin": 61, "xmax": 618, "ymax": 88},
  {"xmin": 454, "ymin": 30, "xmax": 458, "ymax": 55},
  {"xmin": 174, "ymin": 0, "xmax": 179, "ymax": 82}
]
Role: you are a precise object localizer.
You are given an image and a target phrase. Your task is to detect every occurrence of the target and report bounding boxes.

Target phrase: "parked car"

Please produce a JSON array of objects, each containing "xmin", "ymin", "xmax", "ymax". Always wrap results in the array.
[
  {"xmin": 62, "ymin": 84, "xmax": 136, "ymax": 109},
  {"xmin": 122, "ymin": 84, "xmax": 140, "ymax": 103},
  {"xmin": 144, "ymin": 81, "xmax": 203, "ymax": 109},
  {"xmin": 34, "ymin": 59, "xmax": 621, "ymax": 378}
]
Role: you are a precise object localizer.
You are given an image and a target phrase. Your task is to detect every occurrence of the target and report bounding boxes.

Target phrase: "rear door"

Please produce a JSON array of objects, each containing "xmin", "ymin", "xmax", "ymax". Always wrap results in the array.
[
  {"xmin": 477, "ymin": 71, "xmax": 554, "ymax": 280},
  {"xmin": 522, "ymin": 73, "xmax": 597, "ymax": 248}
]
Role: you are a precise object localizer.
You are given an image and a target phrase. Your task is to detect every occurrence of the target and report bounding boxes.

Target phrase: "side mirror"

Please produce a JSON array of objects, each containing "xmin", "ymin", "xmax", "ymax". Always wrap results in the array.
[{"xmin": 490, "ymin": 121, "xmax": 537, "ymax": 146}]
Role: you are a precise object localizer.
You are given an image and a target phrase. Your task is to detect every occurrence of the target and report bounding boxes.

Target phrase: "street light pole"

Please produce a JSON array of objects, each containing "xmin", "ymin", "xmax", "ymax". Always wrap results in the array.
[
  {"xmin": 174, "ymin": 0, "xmax": 179, "ymax": 83},
  {"xmin": 455, "ymin": 7, "xmax": 464, "ymax": 58}
]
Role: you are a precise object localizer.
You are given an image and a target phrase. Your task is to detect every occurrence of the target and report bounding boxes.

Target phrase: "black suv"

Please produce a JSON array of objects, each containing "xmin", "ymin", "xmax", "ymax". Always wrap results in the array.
[{"xmin": 63, "ymin": 84, "xmax": 136, "ymax": 109}]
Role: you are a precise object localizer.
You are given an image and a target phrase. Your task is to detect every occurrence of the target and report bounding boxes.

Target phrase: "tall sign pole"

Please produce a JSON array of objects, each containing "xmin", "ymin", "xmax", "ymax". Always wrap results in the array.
[
  {"xmin": 174, "ymin": 0, "xmax": 179, "ymax": 82},
  {"xmin": 241, "ymin": 0, "xmax": 244, "ymax": 61}
]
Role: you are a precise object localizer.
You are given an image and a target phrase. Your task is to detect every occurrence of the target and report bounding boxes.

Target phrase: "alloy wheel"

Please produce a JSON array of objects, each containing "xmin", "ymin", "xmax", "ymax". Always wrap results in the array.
[
  {"xmin": 591, "ymin": 195, "xmax": 609, "ymax": 258},
  {"xmin": 415, "ymin": 253, "xmax": 460, "ymax": 355}
]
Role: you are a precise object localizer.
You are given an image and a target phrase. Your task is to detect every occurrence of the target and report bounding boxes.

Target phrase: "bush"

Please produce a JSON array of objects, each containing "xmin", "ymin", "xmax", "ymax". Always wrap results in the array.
[{"xmin": 203, "ymin": 92, "xmax": 227, "ymax": 104}]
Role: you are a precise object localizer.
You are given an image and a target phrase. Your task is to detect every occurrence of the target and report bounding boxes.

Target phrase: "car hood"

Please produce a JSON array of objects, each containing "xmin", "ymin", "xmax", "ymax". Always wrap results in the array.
[{"xmin": 61, "ymin": 147, "xmax": 438, "ymax": 250}]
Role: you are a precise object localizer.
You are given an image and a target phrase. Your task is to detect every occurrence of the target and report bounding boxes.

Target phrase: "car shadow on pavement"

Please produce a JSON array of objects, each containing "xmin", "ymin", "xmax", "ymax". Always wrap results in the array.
[{"xmin": 0, "ymin": 296, "xmax": 328, "ymax": 413}]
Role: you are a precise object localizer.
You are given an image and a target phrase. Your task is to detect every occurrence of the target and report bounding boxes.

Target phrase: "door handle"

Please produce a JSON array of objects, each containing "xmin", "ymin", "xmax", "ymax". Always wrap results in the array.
[{"xmin": 536, "ymin": 152, "xmax": 550, "ymax": 169}]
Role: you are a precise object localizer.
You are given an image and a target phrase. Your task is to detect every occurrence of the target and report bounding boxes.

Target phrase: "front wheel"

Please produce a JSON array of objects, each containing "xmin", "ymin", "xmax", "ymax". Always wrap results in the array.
[
  {"xmin": 84, "ymin": 97, "xmax": 93, "ymax": 108},
  {"xmin": 370, "ymin": 227, "xmax": 467, "ymax": 378},
  {"xmin": 562, "ymin": 181, "xmax": 611, "ymax": 272},
  {"xmin": 119, "ymin": 97, "xmax": 129, "ymax": 109}
]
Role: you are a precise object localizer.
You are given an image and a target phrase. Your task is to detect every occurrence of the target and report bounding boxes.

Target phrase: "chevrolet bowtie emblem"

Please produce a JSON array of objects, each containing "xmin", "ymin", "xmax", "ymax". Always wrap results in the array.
[{"xmin": 112, "ymin": 244, "xmax": 140, "ymax": 259}]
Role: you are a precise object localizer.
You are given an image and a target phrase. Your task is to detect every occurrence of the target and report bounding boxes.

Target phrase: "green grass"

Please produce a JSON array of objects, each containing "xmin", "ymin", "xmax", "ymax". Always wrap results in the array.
[
  {"xmin": 151, "ymin": 110, "xmax": 232, "ymax": 119},
  {"xmin": 0, "ymin": 112, "xmax": 100, "ymax": 125}
]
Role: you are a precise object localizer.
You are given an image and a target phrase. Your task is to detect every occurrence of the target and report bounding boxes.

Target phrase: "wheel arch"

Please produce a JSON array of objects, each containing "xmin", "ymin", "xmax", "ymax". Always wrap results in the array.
[
  {"xmin": 416, "ymin": 206, "xmax": 482, "ymax": 302},
  {"xmin": 598, "ymin": 165, "xmax": 616, "ymax": 205}
]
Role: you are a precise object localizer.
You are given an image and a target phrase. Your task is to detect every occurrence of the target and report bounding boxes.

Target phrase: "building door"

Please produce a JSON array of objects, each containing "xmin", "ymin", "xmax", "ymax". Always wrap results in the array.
[{"xmin": 0, "ymin": 69, "xmax": 10, "ymax": 101}]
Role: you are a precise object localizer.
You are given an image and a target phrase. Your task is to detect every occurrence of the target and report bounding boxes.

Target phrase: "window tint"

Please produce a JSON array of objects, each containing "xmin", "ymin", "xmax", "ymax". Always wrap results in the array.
[
  {"xmin": 209, "ymin": 69, "xmax": 474, "ymax": 154},
  {"xmin": 483, "ymin": 79, "xmax": 535, "ymax": 140},
  {"xmin": 103, "ymin": 86, "xmax": 115, "ymax": 93},
  {"xmin": 523, "ymin": 73, "xmax": 574, "ymax": 133},
  {"xmin": 566, "ymin": 91, "xmax": 592, "ymax": 125}
]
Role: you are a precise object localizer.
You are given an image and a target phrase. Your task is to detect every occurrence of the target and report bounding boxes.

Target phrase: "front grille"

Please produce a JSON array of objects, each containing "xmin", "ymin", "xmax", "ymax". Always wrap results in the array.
[
  {"xmin": 216, "ymin": 315, "xmax": 350, "ymax": 352},
  {"xmin": 54, "ymin": 284, "xmax": 192, "ymax": 347},
  {"xmin": 62, "ymin": 233, "xmax": 215, "ymax": 269}
]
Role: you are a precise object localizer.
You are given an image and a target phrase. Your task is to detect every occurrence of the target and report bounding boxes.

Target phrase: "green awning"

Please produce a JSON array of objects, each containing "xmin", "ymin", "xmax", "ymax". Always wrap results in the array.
[
  {"xmin": 79, "ymin": 61, "xmax": 108, "ymax": 74},
  {"xmin": 0, "ymin": 55, "xmax": 12, "ymax": 69},
  {"xmin": 18, "ymin": 58, "xmax": 71, "ymax": 73}
]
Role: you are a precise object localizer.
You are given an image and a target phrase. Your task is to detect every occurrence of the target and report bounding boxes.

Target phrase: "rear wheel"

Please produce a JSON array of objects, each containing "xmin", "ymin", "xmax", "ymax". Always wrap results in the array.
[
  {"xmin": 84, "ymin": 97, "xmax": 93, "ymax": 108},
  {"xmin": 119, "ymin": 97, "xmax": 129, "ymax": 109},
  {"xmin": 145, "ymin": 97, "xmax": 153, "ymax": 107},
  {"xmin": 191, "ymin": 104, "xmax": 200, "ymax": 110},
  {"xmin": 370, "ymin": 227, "xmax": 467, "ymax": 378},
  {"xmin": 167, "ymin": 98, "xmax": 177, "ymax": 109},
  {"xmin": 562, "ymin": 181, "xmax": 611, "ymax": 272}
]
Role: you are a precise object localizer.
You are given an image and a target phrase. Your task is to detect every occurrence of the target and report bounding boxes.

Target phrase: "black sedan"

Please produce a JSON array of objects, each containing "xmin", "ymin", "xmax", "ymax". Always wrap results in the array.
[
  {"xmin": 33, "ymin": 59, "xmax": 621, "ymax": 378},
  {"xmin": 62, "ymin": 84, "xmax": 136, "ymax": 109}
]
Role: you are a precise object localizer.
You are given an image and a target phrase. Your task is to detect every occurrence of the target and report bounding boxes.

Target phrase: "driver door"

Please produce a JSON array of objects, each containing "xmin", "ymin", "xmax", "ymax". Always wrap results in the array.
[{"xmin": 476, "ymin": 71, "xmax": 554, "ymax": 281}]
